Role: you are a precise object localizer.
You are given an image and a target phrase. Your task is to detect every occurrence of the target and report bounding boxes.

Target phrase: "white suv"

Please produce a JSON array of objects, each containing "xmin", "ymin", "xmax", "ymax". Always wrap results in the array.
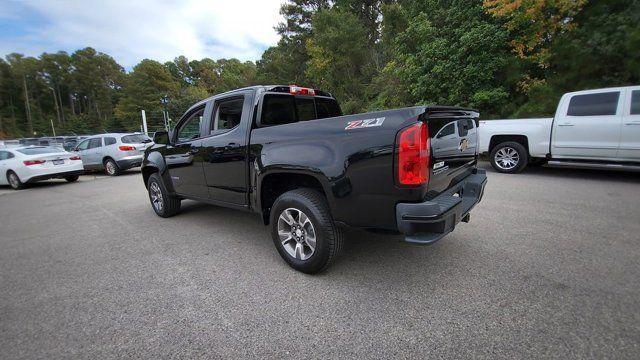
[{"xmin": 74, "ymin": 133, "xmax": 153, "ymax": 175}]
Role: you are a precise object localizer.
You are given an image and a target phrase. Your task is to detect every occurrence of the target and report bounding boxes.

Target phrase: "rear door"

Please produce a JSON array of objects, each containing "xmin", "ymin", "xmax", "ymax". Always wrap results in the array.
[
  {"xmin": 201, "ymin": 91, "xmax": 253, "ymax": 205},
  {"xmin": 552, "ymin": 91, "xmax": 623, "ymax": 159},
  {"xmin": 618, "ymin": 89, "xmax": 640, "ymax": 161}
]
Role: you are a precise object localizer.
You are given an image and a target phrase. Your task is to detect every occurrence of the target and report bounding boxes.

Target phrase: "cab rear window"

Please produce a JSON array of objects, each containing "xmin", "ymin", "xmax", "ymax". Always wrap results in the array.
[{"xmin": 260, "ymin": 94, "xmax": 342, "ymax": 126}]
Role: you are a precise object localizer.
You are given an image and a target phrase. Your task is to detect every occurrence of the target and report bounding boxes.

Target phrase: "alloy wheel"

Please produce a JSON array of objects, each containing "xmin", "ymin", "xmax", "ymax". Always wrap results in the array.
[
  {"xmin": 150, "ymin": 182, "xmax": 164, "ymax": 213},
  {"xmin": 494, "ymin": 147, "xmax": 520, "ymax": 171},
  {"xmin": 277, "ymin": 208, "xmax": 317, "ymax": 261},
  {"xmin": 106, "ymin": 161, "xmax": 116, "ymax": 175},
  {"xmin": 8, "ymin": 173, "xmax": 19, "ymax": 189}
]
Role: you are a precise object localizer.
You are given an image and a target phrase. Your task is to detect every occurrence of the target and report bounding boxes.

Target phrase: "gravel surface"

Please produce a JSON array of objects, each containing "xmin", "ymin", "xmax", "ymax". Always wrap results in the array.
[{"xmin": 1, "ymin": 163, "xmax": 639, "ymax": 359}]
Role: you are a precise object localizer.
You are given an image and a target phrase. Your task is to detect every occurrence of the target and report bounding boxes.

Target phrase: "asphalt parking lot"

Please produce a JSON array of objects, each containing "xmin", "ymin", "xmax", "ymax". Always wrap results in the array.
[{"xmin": 1, "ymin": 163, "xmax": 639, "ymax": 359}]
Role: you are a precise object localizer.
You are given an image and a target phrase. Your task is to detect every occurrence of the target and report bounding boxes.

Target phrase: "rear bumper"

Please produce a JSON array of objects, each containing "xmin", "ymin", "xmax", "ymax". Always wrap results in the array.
[
  {"xmin": 116, "ymin": 155, "xmax": 143, "ymax": 169},
  {"xmin": 25, "ymin": 170, "xmax": 85, "ymax": 183},
  {"xmin": 395, "ymin": 169, "xmax": 487, "ymax": 245}
]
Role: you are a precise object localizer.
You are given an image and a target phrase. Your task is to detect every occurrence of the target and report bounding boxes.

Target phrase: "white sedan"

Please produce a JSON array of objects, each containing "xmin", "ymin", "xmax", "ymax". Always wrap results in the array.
[{"xmin": 0, "ymin": 146, "xmax": 85, "ymax": 190}]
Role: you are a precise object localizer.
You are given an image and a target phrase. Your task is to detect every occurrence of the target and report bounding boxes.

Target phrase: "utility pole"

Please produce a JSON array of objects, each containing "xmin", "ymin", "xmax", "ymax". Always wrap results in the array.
[
  {"xmin": 50, "ymin": 117, "xmax": 56, "ymax": 137},
  {"xmin": 51, "ymin": 87, "xmax": 61, "ymax": 125},
  {"xmin": 22, "ymin": 75, "xmax": 33, "ymax": 135}
]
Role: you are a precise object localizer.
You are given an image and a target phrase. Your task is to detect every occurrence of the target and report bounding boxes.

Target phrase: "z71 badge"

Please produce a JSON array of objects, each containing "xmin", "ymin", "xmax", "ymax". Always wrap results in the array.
[{"xmin": 345, "ymin": 117, "xmax": 385, "ymax": 130}]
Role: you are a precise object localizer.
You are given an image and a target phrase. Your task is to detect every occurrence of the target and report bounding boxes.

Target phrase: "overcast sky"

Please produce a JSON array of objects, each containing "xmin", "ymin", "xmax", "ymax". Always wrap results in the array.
[{"xmin": 0, "ymin": 0, "xmax": 285, "ymax": 69}]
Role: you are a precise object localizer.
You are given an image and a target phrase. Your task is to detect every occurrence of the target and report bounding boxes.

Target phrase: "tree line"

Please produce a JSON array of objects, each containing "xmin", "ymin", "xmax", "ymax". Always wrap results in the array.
[{"xmin": 0, "ymin": 0, "xmax": 638, "ymax": 139}]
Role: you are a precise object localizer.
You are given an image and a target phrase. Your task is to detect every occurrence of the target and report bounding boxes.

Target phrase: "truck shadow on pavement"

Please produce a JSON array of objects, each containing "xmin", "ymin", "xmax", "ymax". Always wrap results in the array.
[{"xmin": 174, "ymin": 199, "xmax": 469, "ymax": 281}]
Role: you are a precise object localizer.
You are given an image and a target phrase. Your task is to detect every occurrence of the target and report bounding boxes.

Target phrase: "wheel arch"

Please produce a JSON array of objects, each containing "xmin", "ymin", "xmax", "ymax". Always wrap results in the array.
[
  {"xmin": 489, "ymin": 135, "xmax": 530, "ymax": 156},
  {"xmin": 258, "ymin": 171, "xmax": 331, "ymax": 226},
  {"xmin": 141, "ymin": 150, "xmax": 174, "ymax": 193}
]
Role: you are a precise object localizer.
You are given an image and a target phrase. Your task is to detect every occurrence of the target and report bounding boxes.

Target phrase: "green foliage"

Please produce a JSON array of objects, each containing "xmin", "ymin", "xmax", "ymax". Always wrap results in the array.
[
  {"xmin": 0, "ymin": 0, "xmax": 638, "ymax": 138},
  {"xmin": 115, "ymin": 59, "xmax": 178, "ymax": 130},
  {"xmin": 306, "ymin": 8, "xmax": 373, "ymax": 113}
]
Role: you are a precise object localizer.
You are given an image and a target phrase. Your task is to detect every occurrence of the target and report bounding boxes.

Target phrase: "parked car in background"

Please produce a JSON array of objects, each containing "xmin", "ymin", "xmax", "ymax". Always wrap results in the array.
[
  {"xmin": 74, "ymin": 133, "xmax": 153, "ymax": 175},
  {"xmin": 0, "ymin": 146, "xmax": 84, "ymax": 190},
  {"xmin": 479, "ymin": 85, "xmax": 640, "ymax": 173},
  {"xmin": 19, "ymin": 138, "xmax": 40, "ymax": 146},
  {"xmin": 0, "ymin": 140, "xmax": 21, "ymax": 148}
]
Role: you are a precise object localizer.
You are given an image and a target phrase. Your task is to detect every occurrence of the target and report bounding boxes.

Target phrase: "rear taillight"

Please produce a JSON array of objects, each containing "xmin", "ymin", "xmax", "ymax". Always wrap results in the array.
[
  {"xmin": 119, "ymin": 145, "xmax": 135, "ymax": 151},
  {"xmin": 23, "ymin": 160, "xmax": 45, "ymax": 166},
  {"xmin": 69, "ymin": 156, "xmax": 81, "ymax": 161},
  {"xmin": 397, "ymin": 122, "xmax": 430, "ymax": 186},
  {"xmin": 289, "ymin": 85, "xmax": 315, "ymax": 96}
]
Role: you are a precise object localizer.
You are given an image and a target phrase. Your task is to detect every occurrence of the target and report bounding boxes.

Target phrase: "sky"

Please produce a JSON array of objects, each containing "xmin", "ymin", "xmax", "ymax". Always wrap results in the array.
[{"xmin": 0, "ymin": 0, "xmax": 285, "ymax": 69}]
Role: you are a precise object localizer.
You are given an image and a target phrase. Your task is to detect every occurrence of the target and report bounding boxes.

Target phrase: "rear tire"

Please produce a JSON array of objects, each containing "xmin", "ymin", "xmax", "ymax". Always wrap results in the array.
[
  {"xmin": 65, "ymin": 175, "xmax": 79, "ymax": 183},
  {"xmin": 104, "ymin": 158, "xmax": 120, "ymax": 176},
  {"xmin": 490, "ymin": 142, "xmax": 528, "ymax": 173},
  {"xmin": 270, "ymin": 188, "xmax": 343, "ymax": 274},
  {"xmin": 147, "ymin": 173, "xmax": 181, "ymax": 218},
  {"xmin": 7, "ymin": 171, "xmax": 25, "ymax": 190}
]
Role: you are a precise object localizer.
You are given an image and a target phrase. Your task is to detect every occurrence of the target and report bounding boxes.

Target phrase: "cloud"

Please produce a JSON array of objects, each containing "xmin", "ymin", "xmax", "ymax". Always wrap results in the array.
[{"xmin": 0, "ymin": 0, "xmax": 285, "ymax": 68}]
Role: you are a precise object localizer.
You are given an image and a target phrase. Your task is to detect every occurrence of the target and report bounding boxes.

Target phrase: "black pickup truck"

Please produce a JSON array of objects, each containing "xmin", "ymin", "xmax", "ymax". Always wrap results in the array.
[{"xmin": 142, "ymin": 85, "xmax": 487, "ymax": 273}]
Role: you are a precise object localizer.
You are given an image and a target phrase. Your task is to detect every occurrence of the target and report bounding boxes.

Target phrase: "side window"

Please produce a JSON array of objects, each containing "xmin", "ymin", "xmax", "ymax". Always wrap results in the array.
[
  {"xmin": 631, "ymin": 90, "xmax": 640, "ymax": 115},
  {"xmin": 316, "ymin": 97, "xmax": 342, "ymax": 119},
  {"xmin": 77, "ymin": 139, "xmax": 90, "ymax": 151},
  {"xmin": 211, "ymin": 97, "xmax": 244, "ymax": 135},
  {"xmin": 567, "ymin": 92, "xmax": 620, "ymax": 116},
  {"xmin": 88, "ymin": 138, "xmax": 102, "ymax": 149},
  {"xmin": 261, "ymin": 95, "xmax": 297, "ymax": 126},
  {"xmin": 437, "ymin": 123, "xmax": 456, "ymax": 138},
  {"xmin": 296, "ymin": 98, "xmax": 316, "ymax": 121},
  {"xmin": 104, "ymin": 137, "xmax": 117, "ymax": 146},
  {"xmin": 177, "ymin": 106, "xmax": 205, "ymax": 142},
  {"xmin": 458, "ymin": 119, "xmax": 474, "ymax": 137},
  {"xmin": 0, "ymin": 151, "xmax": 10, "ymax": 160}
]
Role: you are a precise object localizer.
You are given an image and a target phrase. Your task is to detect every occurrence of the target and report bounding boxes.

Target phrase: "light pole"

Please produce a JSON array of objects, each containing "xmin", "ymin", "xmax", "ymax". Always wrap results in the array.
[{"xmin": 160, "ymin": 95, "xmax": 170, "ymax": 131}]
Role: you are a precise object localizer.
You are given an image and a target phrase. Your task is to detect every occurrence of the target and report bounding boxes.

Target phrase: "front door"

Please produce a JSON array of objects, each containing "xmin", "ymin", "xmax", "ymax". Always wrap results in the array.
[
  {"xmin": 618, "ymin": 89, "xmax": 640, "ymax": 161},
  {"xmin": 201, "ymin": 94, "xmax": 251, "ymax": 205},
  {"xmin": 166, "ymin": 105, "xmax": 208, "ymax": 198},
  {"xmin": 552, "ymin": 91, "xmax": 622, "ymax": 160}
]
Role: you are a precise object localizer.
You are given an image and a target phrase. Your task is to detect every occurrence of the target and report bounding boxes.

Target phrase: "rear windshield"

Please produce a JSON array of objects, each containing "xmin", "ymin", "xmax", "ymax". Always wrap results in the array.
[
  {"xmin": 260, "ymin": 94, "xmax": 342, "ymax": 126},
  {"xmin": 17, "ymin": 147, "xmax": 62, "ymax": 155},
  {"xmin": 121, "ymin": 134, "xmax": 151, "ymax": 143}
]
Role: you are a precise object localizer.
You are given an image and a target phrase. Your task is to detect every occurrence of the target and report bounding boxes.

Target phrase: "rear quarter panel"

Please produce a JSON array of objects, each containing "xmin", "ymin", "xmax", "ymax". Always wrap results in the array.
[
  {"xmin": 478, "ymin": 118, "xmax": 553, "ymax": 157},
  {"xmin": 250, "ymin": 107, "xmax": 427, "ymax": 230}
]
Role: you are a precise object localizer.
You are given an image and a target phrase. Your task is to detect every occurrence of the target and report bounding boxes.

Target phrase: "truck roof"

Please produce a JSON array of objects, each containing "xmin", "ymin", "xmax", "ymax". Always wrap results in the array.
[{"xmin": 187, "ymin": 85, "xmax": 335, "ymax": 112}]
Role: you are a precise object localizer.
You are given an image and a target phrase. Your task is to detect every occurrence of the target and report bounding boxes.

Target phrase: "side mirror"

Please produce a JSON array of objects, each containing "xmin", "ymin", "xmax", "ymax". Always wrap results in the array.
[{"xmin": 153, "ymin": 130, "xmax": 170, "ymax": 145}]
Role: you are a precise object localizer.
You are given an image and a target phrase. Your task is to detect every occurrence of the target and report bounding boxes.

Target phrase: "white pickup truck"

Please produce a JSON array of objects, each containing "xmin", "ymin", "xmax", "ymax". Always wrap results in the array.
[{"xmin": 479, "ymin": 86, "xmax": 640, "ymax": 173}]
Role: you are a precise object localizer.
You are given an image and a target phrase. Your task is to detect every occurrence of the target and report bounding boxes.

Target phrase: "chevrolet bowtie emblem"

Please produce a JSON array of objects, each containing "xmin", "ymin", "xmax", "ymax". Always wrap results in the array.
[{"xmin": 459, "ymin": 138, "xmax": 469, "ymax": 151}]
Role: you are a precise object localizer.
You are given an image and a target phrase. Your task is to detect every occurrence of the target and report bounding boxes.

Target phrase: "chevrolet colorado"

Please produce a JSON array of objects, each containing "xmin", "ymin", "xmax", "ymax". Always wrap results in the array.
[
  {"xmin": 479, "ymin": 85, "xmax": 640, "ymax": 173},
  {"xmin": 142, "ymin": 85, "xmax": 487, "ymax": 273}
]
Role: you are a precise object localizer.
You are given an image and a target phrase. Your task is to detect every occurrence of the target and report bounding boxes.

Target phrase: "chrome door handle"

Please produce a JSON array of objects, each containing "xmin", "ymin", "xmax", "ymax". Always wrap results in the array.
[
  {"xmin": 558, "ymin": 123, "xmax": 574, "ymax": 127},
  {"xmin": 625, "ymin": 121, "xmax": 640, "ymax": 126}
]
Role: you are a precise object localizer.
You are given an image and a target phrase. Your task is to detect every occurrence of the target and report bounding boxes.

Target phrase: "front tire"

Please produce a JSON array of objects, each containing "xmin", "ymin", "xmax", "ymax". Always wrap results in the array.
[
  {"xmin": 7, "ymin": 171, "xmax": 25, "ymax": 190},
  {"xmin": 147, "ymin": 173, "xmax": 181, "ymax": 217},
  {"xmin": 104, "ymin": 158, "xmax": 120, "ymax": 176},
  {"xmin": 490, "ymin": 142, "xmax": 528, "ymax": 173},
  {"xmin": 270, "ymin": 188, "xmax": 343, "ymax": 274}
]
